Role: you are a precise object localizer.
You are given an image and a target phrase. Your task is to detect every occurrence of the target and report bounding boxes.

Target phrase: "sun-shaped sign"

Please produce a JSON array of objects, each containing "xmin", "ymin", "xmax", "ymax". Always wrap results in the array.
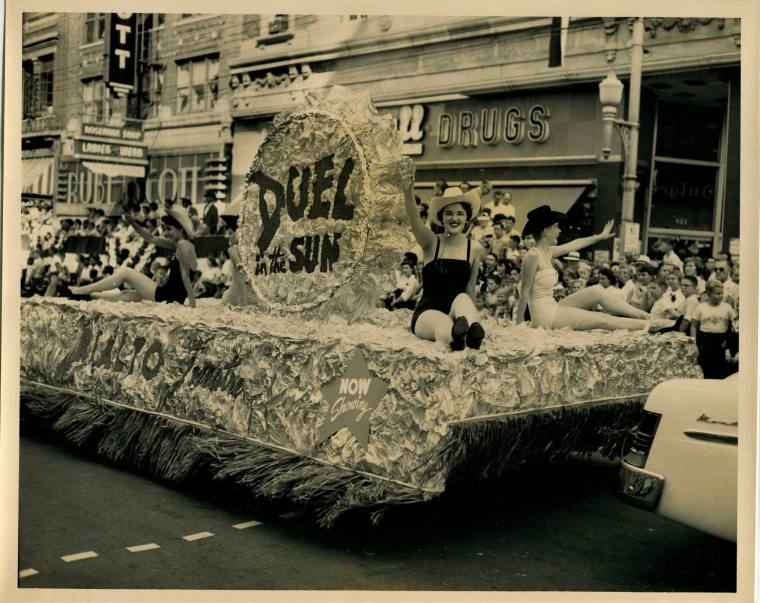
[{"xmin": 238, "ymin": 111, "xmax": 371, "ymax": 311}]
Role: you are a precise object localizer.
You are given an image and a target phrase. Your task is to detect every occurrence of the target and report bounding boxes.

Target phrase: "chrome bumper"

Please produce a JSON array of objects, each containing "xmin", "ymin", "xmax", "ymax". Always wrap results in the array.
[{"xmin": 617, "ymin": 461, "xmax": 664, "ymax": 511}]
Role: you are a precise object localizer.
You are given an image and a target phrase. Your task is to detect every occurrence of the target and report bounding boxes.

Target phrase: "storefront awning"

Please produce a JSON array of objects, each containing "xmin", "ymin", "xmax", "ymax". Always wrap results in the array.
[
  {"xmin": 22, "ymin": 157, "xmax": 54, "ymax": 197},
  {"xmin": 82, "ymin": 161, "xmax": 145, "ymax": 179},
  {"xmin": 502, "ymin": 186, "xmax": 587, "ymax": 232}
]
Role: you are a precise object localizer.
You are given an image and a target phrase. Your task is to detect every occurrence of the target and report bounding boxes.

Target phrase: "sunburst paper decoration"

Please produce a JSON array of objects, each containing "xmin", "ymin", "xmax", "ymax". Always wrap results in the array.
[{"xmin": 238, "ymin": 86, "xmax": 410, "ymax": 313}]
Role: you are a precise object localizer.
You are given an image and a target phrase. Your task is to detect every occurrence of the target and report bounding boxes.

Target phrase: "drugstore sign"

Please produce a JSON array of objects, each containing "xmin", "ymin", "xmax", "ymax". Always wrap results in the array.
[{"xmin": 384, "ymin": 88, "xmax": 602, "ymax": 161}]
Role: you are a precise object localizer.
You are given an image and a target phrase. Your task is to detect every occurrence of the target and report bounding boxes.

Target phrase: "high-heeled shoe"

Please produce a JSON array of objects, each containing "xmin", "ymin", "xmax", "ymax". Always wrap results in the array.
[
  {"xmin": 466, "ymin": 322, "xmax": 485, "ymax": 349},
  {"xmin": 450, "ymin": 316, "xmax": 469, "ymax": 351}
]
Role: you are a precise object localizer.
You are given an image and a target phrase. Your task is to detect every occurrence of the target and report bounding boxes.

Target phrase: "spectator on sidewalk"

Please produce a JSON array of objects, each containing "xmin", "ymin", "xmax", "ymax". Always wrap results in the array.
[{"xmin": 690, "ymin": 280, "xmax": 736, "ymax": 379}]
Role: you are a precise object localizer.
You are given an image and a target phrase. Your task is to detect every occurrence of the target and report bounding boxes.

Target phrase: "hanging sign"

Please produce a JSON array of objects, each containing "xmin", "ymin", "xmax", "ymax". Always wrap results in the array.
[{"xmin": 104, "ymin": 13, "xmax": 138, "ymax": 95}]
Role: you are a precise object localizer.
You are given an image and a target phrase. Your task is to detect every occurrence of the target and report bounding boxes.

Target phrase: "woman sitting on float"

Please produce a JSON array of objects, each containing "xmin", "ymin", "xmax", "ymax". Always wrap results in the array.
[
  {"xmin": 70, "ymin": 207, "xmax": 198, "ymax": 308},
  {"xmin": 515, "ymin": 205, "xmax": 678, "ymax": 332},
  {"xmin": 403, "ymin": 163, "xmax": 486, "ymax": 351}
]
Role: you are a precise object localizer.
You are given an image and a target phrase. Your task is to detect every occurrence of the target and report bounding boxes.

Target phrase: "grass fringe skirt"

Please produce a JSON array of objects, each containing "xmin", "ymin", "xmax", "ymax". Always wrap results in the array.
[{"xmin": 21, "ymin": 381, "xmax": 643, "ymax": 526}]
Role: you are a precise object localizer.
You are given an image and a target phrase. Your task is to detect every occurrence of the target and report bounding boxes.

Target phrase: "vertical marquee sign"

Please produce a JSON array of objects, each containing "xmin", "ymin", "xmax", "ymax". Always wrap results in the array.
[{"xmin": 104, "ymin": 13, "xmax": 138, "ymax": 96}]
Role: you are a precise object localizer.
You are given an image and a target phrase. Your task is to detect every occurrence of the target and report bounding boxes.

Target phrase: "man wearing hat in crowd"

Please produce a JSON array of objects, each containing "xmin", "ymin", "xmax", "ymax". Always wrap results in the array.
[{"xmin": 401, "ymin": 158, "xmax": 486, "ymax": 351}]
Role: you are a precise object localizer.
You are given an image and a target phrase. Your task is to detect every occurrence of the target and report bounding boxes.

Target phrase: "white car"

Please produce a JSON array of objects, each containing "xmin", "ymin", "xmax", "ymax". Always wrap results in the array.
[{"xmin": 617, "ymin": 374, "xmax": 738, "ymax": 542}]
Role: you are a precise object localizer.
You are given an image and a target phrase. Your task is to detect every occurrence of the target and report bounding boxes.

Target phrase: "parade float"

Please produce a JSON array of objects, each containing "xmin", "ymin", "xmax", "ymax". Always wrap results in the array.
[{"xmin": 20, "ymin": 87, "xmax": 702, "ymax": 526}]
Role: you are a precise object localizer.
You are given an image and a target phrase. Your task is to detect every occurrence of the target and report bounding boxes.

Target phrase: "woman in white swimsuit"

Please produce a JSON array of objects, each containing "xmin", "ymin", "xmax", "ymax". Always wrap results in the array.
[{"xmin": 515, "ymin": 205, "xmax": 677, "ymax": 332}]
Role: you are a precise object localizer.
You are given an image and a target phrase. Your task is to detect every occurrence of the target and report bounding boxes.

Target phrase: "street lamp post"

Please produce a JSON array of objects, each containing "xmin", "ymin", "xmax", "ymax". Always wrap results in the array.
[{"xmin": 598, "ymin": 17, "xmax": 644, "ymax": 257}]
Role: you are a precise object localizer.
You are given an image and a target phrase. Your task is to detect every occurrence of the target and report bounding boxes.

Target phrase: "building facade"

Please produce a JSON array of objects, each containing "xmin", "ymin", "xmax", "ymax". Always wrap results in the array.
[{"xmin": 22, "ymin": 14, "xmax": 741, "ymax": 257}]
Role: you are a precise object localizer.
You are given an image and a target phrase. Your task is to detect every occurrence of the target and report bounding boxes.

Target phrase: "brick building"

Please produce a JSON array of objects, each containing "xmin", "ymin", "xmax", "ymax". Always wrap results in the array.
[{"xmin": 22, "ymin": 13, "xmax": 741, "ymax": 257}]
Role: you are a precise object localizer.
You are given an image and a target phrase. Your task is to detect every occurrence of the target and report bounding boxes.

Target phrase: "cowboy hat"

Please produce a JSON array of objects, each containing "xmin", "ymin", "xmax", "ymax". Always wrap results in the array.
[
  {"xmin": 161, "ymin": 207, "xmax": 195, "ymax": 238},
  {"xmin": 522, "ymin": 205, "xmax": 566, "ymax": 238},
  {"xmin": 428, "ymin": 187, "xmax": 482, "ymax": 226}
]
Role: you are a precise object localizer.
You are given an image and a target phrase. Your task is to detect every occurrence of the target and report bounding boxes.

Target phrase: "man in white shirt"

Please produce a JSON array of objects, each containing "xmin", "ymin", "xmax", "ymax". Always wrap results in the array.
[
  {"xmin": 710, "ymin": 259, "xmax": 739, "ymax": 307},
  {"xmin": 659, "ymin": 237, "xmax": 683, "ymax": 270},
  {"xmin": 486, "ymin": 189, "xmax": 516, "ymax": 219}
]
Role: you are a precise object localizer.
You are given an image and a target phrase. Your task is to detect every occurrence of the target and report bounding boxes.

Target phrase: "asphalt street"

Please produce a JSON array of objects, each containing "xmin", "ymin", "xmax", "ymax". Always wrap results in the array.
[{"xmin": 16, "ymin": 420, "xmax": 737, "ymax": 593}]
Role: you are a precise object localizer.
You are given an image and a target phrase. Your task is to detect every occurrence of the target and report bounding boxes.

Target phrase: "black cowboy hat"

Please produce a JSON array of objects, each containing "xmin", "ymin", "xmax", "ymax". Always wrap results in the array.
[{"xmin": 522, "ymin": 205, "xmax": 566, "ymax": 238}]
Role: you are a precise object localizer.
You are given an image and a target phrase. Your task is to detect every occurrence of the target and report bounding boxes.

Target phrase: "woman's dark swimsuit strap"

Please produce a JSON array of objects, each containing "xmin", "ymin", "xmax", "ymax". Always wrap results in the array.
[{"xmin": 411, "ymin": 237, "xmax": 472, "ymax": 334}]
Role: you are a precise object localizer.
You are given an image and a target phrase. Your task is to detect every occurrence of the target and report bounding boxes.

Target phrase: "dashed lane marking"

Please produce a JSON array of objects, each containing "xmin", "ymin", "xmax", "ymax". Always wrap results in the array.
[
  {"xmin": 181, "ymin": 531, "xmax": 214, "ymax": 542},
  {"xmin": 126, "ymin": 543, "xmax": 161, "ymax": 553},
  {"xmin": 19, "ymin": 569, "xmax": 39, "ymax": 579},
  {"xmin": 61, "ymin": 551, "xmax": 98, "ymax": 563},
  {"xmin": 232, "ymin": 520, "xmax": 262, "ymax": 529}
]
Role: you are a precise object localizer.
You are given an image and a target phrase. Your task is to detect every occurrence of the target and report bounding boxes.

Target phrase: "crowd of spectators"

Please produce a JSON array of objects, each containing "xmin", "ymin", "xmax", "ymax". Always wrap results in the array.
[
  {"xmin": 383, "ymin": 179, "xmax": 740, "ymax": 378},
  {"xmin": 20, "ymin": 195, "xmax": 235, "ymax": 303},
  {"xmin": 21, "ymin": 180, "xmax": 740, "ymax": 379}
]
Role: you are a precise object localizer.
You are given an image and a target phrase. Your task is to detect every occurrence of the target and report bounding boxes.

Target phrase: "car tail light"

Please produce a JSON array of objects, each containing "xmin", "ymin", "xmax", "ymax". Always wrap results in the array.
[{"xmin": 623, "ymin": 410, "xmax": 662, "ymax": 468}]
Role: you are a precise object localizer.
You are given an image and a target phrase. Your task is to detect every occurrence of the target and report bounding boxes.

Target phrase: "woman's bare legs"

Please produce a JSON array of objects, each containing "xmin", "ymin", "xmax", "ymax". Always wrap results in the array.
[
  {"xmin": 551, "ymin": 305, "xmax": 673, "ymax": 331},
  {"xmin": 450, "ymin": 293, "xmax": 480, "ymax": 324},
  {"xmin": 70, "ymin": 267, "xmax": 157, "ymax": 300},
  {"xmin": 414, "ymin": 309, "xmax": 455, "ymax": 345},
  {"xmin": 560, "ymin": 284, "xmax": 649, "ymax": 319},
  {"xmin": 91, "ymin": 289, "xmax": 145, "ymax": 302}
]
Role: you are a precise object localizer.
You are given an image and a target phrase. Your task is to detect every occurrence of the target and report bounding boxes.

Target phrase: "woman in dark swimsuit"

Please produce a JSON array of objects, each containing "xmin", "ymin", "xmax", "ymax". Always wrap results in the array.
[
  {"xmin": 70, "ymin": 207, "xmax": 198, "ymax": 308},
  {"xmin": 401, "ymin": 159, "xmax": 486, "ymax": 350}
]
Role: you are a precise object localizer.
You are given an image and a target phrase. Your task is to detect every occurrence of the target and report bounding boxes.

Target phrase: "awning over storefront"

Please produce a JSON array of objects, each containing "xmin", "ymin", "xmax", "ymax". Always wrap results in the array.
[
  {"xmin": 82, "ymin": 161, "xmax": 145, "ymax": 179},
  {"xmin": 504, "ymin": 186, "xmax": 586, "ymax": 232},
  {"xmin": 22, "ymin": 157, "xmax": 54, "ymax": 197}
]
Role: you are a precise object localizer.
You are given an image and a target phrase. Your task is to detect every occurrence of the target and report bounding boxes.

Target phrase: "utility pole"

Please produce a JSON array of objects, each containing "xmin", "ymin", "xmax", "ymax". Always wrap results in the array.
[{"xmin": 619, "ymin": 17, "xmax": 644, "ymax": 256}]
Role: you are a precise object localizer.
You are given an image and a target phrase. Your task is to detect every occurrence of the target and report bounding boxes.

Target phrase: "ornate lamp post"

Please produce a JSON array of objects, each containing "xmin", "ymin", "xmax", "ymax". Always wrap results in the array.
[{"xmin": 598, "ymin": 17, "xmax": 644, "ymax": 257}]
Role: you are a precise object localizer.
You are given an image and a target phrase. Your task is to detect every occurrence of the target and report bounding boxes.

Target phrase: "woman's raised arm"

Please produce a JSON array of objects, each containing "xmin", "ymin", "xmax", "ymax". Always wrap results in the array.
[
  {"xmin": 123, "ymin": 212, "xmax": 175, "ymax": 250},
  {"xmin": 552, "ymin": 219, "xmax": 614, "ymax": 258},
  {"xmin": 399, "ymin": 159, "xmax": 436, "ymax": 251}
]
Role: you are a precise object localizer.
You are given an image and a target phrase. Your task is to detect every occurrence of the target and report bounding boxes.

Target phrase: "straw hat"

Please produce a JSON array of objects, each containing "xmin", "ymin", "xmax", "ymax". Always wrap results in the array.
[
  {"xmin": 161, "ymin": 207, "xmax": 195, "ymax": 238},
  {"xmin": 428, "ymin": 187, "xmax": 482, "ymax": 226}
]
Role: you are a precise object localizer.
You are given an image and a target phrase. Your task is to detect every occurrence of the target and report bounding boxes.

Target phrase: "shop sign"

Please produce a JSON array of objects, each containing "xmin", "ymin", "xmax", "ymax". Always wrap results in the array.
[
  {"xmin": 74, "ymin": 139, "xmax": 146, "ymax": 161},
  {"xmin": 389, "ymin": 104, "xmax": 425, "ymax": 156},
  {"xmin": 382, "ymin": 88, "xmax": 602, "ymax": 163},
  {"xmin": 104, "ymin": 13, "xmax": 138, "ymax": 95},
  {"xmin": 145, "ymin": 153, "xmax": 219, "ymax": 205},
  {"xmin": 81, "ymin": 122, "xmax": 143, "ymax": 142},
  {"xmin": 437, "ymin": 104, "xmax": 550, "ymax": 147},
  {"xmin": 59, "ymin": 169, "xmax": 122, "ymax": 209}
]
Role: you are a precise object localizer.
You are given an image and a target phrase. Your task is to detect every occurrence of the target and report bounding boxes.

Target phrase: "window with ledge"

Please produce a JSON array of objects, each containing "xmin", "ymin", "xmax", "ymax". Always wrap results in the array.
[
  {"xmin": 127, "ymin": 13, "xmax": 166, "ymax": 119},
  {"xmin": 83, "ymin": 13, "xmax": 106, "ymax": 44},
  {"xmin": 176, "ymin": 56, "xmax": 219, "ymax": 114},
  {"xmin": 82, "ymin": 78, "xmax": 111, "ymax": 123},
  {"xmin": 22, "ymin": 54, "xmax": 55, "ymax": 119},
  {"xmin": 268, "ymin": 14, "xmax": 290, "ymax": 34}
]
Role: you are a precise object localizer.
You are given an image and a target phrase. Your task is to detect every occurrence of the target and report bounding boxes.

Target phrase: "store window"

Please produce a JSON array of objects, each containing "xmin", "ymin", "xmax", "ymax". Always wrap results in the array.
[
  {"xmin": 648, "ymin": 101, "xmax": 724, "ymax": 234},
  {"xmin": 83, "ymin": 13, "xmax": 106, "ymax": 44},
  {"xmin": 22, "ymin": 54, "xmax": 55, "ymax": 118},
  {"xmin": 176, "ymin": 56, "xmax": 219, "ymax": 114},
  {"xmin": 82, "ymin": 78, "xmax": 111, "ymax": 123}
]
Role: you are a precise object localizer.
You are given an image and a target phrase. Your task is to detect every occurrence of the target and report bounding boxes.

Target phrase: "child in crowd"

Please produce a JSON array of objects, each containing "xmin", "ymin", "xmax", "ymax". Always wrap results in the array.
[
  {"xmin": 679, "ymin": 274, "xmax": 701, "ymax": 333},
  {"xmin": 690, "ymin": 280, "xmax": 736, "ymax": 379},
  {"xmin": 646, "ymin": 279, "xmax": 670, "ymax": 319},
  {"xmin": 383, "ymin": 257, "xmax": 420, "ymax": 311}
]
